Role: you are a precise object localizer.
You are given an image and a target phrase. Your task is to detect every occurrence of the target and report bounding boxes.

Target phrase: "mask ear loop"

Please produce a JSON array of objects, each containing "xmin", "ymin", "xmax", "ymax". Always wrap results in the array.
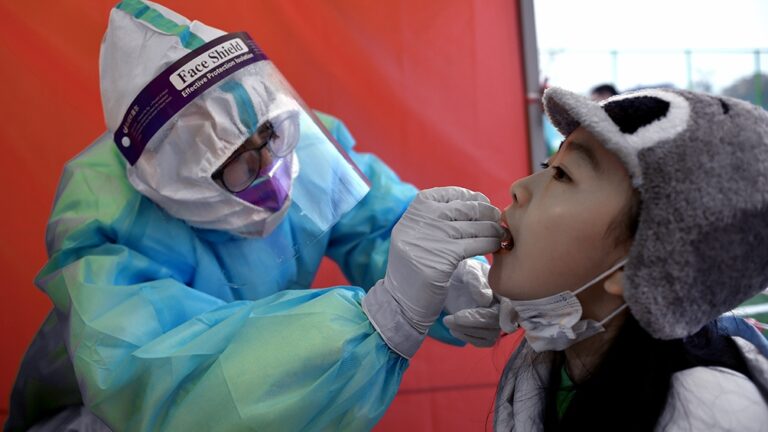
[
  {"xmin": 598, "ymin": 303, "xmax": 629, "ymax": 326},
  {"xmin": 598, "ymin": 258, "xmax": 630, "ymax": 325},
  {"xmin": 572, "ymin": 258, "xmax": 629, "ymax": 296},
  {"xmin": 572, "ymin": 257, "xmax": 629, "ymax": 325}
]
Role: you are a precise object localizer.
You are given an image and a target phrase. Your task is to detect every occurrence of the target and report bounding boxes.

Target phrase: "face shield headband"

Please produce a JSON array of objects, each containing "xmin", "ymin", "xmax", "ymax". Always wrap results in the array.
[{"xmin": 113, "ymin": 32, "xmax": 266, "ymax": 165}]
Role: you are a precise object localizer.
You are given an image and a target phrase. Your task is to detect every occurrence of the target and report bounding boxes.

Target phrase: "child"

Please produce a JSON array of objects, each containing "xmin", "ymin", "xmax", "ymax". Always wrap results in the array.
[{"xmin": 448, "ymin": 87, "xmax": 768, "ymax": 430}]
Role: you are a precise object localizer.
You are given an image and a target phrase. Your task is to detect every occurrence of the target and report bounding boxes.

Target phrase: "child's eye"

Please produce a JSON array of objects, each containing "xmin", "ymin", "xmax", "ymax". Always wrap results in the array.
[
  {"xmin": 552, "ymin": 166, "xmax": 570, "ymax": 182},
  {"xmin": 540, "ymin": 161, "xmax": 571, "ymax": 182}
]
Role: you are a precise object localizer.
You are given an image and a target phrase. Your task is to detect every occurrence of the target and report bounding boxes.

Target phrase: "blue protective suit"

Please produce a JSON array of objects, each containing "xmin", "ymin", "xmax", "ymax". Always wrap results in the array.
[{"xmin": 6, "ymin": 114, "xmax": 453, "ymax": 431}]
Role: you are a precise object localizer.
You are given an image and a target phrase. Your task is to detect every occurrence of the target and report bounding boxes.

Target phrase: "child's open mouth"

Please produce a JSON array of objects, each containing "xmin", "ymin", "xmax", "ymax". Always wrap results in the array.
[
  {"xmin": 500, "ymin": 227, "xmax": 514, "ymax": 251},
  {"xmin": 499, "ymin": 216, "xmax": 514, "ymax": 252}
]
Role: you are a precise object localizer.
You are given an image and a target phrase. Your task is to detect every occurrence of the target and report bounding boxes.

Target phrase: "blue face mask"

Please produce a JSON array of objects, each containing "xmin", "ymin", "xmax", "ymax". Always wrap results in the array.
[{"xmin": 499, "ymin": 258, "xmax": 629, "ymax": 352}]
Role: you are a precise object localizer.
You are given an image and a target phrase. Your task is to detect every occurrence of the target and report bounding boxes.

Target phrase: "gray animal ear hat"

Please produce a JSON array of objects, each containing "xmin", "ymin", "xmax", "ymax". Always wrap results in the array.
[{"xmin": 543, "ymin": 86, "xmax": 768, "ymax": 339}]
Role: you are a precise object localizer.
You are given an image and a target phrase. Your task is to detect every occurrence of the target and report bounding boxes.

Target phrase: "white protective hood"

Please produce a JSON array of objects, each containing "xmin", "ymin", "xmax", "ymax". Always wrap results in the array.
[{"xmin": 100, "ymin": 1, "xmax": 366, "ymax": 239}]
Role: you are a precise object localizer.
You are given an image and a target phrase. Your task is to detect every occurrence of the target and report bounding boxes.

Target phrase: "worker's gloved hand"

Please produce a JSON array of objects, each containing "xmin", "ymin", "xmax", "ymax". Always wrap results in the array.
[
  {"xmin": 363, "ymin": 187, "xmax": 503, "ymax": 358},
  {"xmin": 444, "ymin": 259, "xmax": 493, "ymax": 313},
  {"xmin": 444, "ymin": 302, "xmax": 502, "ymax": 348},
  {"xmin": 442, "ymin": 260, "xmax": 502, "ymax": 347},
  {"xmin": 444, "ymin": 293, "xmax": 524, "ymax": 347}
]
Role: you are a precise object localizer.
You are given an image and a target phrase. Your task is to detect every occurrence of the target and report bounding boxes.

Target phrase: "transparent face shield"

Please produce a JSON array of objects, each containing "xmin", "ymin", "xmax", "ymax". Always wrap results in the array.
[
  {"xmin": 110, "ymin": 31, "xmax": 370, "ymax": 264},
  {"xmin": 212, "ymin": 119, "xmax": 295, "ymax": 212}
]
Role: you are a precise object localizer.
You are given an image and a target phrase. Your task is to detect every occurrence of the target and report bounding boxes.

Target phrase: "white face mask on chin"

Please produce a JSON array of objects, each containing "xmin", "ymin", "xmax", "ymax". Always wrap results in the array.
[{"xmin": 499, "ymin": 258, "xmax": 629, "ymax": 352}]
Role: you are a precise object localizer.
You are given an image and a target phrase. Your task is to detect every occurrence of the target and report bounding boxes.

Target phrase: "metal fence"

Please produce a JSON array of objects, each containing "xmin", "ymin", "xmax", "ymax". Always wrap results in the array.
[{"xmin": 540, "ymin": 48, "xmax": 767, "ymax": 107}]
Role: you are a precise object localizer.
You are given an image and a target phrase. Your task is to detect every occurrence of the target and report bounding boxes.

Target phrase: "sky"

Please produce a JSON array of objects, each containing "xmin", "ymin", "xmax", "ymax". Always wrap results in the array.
[{"xmin": 533, "ymin": 0, "xmax": 768, "ymax": 95}]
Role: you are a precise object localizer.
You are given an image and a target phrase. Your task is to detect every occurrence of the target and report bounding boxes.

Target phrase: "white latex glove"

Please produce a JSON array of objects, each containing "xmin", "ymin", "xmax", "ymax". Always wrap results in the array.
[
  {"xmin": 499, "ymin": 296, "xmax": 522, "ymax": 334},
  {"xmin": 443, "ymin": 304, "xmax": 501, "ymax": 347},
  {"xmin": 442, "ymin": 260, "xmax": 502, "ymax": 347},
  {"xmin": 443, "ymin": 294, "xmax": 522, "ymax": 347},
  {"xmin": 444, "ymin": 259, "xmax": 494, "ymax": 314},
  {"xmin": 363, "ymin": 187, "xmax": 504, "ymax": 358}
]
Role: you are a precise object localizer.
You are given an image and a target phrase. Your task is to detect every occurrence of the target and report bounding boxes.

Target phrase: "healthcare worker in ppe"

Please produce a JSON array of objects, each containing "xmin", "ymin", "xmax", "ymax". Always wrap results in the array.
[{"xmin": 6, "ymin": 1, "xmax": 503, "ymax": 431}]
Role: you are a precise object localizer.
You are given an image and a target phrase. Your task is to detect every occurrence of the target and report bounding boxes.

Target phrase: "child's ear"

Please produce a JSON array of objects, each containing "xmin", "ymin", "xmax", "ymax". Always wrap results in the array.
[{"xmin": 604, "ymin": 270, "xmax": 625, "ymax": 297}]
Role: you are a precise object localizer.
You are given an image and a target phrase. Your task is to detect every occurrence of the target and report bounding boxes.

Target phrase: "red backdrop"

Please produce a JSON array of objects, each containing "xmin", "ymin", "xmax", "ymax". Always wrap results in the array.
[{"xmin": 0, "ymin": 1, "xmax": 530, "ymax": 429}]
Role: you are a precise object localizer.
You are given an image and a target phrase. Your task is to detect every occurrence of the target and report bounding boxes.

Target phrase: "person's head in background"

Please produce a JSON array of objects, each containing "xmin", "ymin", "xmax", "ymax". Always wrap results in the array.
[
  {"xmin": 589, "ymin": 83, "xmax": 619, "ymax": 101},
  {"xmin": 489, "ymin": 87, "xmax": 768, "ymax": 430}
]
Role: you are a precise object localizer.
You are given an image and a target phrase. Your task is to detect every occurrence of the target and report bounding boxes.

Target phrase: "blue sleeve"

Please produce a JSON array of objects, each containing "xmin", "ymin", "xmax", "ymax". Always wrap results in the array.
[
  {"xmin": 717, "ymin": 315, "xmax": 768, "ymax": 358},
  {"xmin": 37, "ymin": 137, "xmax": 407, "ymax": 431}
]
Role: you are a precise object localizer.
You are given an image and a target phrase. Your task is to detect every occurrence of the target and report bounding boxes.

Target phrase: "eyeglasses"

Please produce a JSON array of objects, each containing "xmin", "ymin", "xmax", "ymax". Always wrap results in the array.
[{"xmin": 212, "ymin": 121, "xmax": 290, "ymax": 193}]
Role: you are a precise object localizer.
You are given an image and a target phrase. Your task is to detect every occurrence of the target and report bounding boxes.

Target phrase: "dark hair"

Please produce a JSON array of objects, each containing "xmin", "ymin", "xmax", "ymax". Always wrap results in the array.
[
  {"xmin": 540, "ymin": 315, "xmax": 754, "ymax": 431},
  {"xmin": 605, "ymin": 187, "xmax": 641, "ymax": 247}
]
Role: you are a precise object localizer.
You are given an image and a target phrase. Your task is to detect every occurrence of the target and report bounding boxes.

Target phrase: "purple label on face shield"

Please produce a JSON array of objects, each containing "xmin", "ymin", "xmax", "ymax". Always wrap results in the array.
[
  {"xmin": 234, "ymin": 157, "xmax": 292, "ymax": 212},
  {"xmin": 114, "ymin": 32, "xmax": 268, "ymax": 165}
]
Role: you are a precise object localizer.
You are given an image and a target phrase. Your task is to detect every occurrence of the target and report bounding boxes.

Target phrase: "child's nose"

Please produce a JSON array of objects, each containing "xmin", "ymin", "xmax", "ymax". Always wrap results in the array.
[{"xmin": 508, "ymin": 178, "xmax": 531, "ymax": 207}]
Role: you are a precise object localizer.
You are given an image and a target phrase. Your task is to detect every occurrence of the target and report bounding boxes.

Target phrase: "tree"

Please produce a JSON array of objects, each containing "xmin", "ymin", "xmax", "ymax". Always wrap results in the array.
[{"xmin": 721, "ymin": 73, "xmax": 768, "ymax": 109}]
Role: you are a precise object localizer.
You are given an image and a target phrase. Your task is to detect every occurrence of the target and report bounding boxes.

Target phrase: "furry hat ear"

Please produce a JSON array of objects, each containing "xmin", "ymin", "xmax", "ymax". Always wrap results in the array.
[{"xmin": 544, "ymin": 86, "xmax": 768, "ymax": 339}]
